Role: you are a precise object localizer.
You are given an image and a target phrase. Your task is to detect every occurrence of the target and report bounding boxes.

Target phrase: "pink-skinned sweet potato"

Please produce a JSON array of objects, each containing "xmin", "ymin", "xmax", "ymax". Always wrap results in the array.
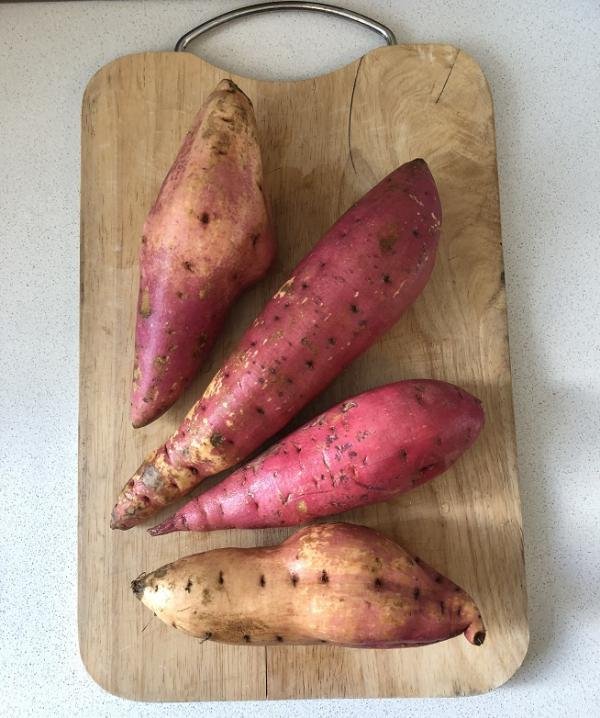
[
  {"xmin": 132, "ymin": 522, "xmax": 486, "ymax": 648},
  {"xmin": 131, "ymin": 79, "xmax": 276, "ymax": 427},
  {"xmin": 150, "ymin": 380, "xmax": 484, "ymax": 535},
  {"xmin": 111, "ymin": 158, "xmax": 441, "ymax": 529}
]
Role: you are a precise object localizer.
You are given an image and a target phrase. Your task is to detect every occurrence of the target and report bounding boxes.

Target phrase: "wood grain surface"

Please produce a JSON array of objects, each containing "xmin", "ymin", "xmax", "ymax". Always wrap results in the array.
[{"xmin": 79, "ymin": 46, "xmax": 528, "ymax": 701}]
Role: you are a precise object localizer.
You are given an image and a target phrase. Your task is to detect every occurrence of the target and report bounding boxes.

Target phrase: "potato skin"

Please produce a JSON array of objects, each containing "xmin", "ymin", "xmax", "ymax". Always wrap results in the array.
[
  {"xmin": 133, "ymin": 523, "xmax": 485, "ymax": 648},
  {"xmin": 112, "ymin": 158, "xmax": 441, "ymax": 529},
  {"xmin": 131, "ymin": 79, "xmax": 275, "ymax": 428},
  {"xmin": 150, "ymin": 380, "xmax": 484, "ymax": 534}
]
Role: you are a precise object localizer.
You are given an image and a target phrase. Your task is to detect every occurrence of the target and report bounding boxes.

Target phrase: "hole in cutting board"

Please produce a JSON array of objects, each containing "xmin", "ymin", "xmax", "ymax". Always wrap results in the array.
[{"xmin": 182, "ymin": 12, "xmax": 384, "ymax": 81}]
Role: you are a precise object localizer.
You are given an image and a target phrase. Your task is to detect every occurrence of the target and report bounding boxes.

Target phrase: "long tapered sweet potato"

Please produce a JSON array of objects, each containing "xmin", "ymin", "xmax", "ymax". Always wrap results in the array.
[
  {"xmin": 112, "ymin": 158, "xmax": 441, "ymax": 529},
  {"xmin": 132, "ymin": 523, "xmax": 485, "ymax": 647},
  {"xmin": 131, "ymin": 79, "xmax": 276, "ymax": 427},
  {"xmin": 150, "ymin": 380, "xmax": 484, "ymax": 535}
]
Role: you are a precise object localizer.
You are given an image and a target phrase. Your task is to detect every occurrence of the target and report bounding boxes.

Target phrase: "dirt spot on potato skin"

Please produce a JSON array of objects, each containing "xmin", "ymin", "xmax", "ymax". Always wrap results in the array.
[
  {"xmin": 139, "ymin": 289, "xmax": 151, "ymax": 318},
  {"xmin": 378, "ymin": 235, "xmax": 398, "ymax": 253}
]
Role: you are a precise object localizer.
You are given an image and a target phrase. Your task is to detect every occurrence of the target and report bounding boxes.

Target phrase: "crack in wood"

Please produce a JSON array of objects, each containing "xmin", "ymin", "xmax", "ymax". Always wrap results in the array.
[
  {"xmin": 347, "ymin": 55, "xmax": 365, "ymax": 174},
  {"xmin": 435, "ymin": 50, "xmax": 460, "ymax": 104}
]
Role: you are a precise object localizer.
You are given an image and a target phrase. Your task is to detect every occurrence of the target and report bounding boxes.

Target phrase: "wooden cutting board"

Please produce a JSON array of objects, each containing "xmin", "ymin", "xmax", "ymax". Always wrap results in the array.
[{"xmin": 79, "ymin": 45, "xmax": 528, "ymax": 701}]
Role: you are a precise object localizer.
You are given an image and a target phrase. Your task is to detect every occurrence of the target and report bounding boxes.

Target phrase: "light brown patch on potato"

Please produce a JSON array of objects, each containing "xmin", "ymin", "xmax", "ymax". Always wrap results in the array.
[{"xmin": 139, "ymin": 289, "xmax": 151, "ymax": 318}]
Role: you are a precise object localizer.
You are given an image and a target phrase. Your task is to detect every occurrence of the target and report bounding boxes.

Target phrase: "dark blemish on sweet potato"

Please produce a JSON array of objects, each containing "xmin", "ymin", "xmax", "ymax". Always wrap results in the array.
[
  {"xmin": 202, "ymin": 588, "xmax": 212, "ymax": 605},
  {"xmin": 259, "ymin": 575, "xmax": 266, "ymax": 587},
  {"xmin": 440, "ymin": 601, "xmax": 445, "ymax": 614},
  {"xmin": 183, "ymin": 260, "xmax": 194, "ymax": 271},
  {"xmin": 250, "ymin": 340, "xmax": 257, "ymax": 347},
  {"xmin": 412, "ymin": 228, "xmax": 420, "ymax": 238},
  {"xmin": 413, "ymin": 587, "xmax": 420, "ymax": 599},
  {"xmin": 250, "ymin": 233, "xmax": 260, "ymax": 247},
  {"xmin": 358, "ymin": 319, "xmax": 368, "ymax": 327},
  {"xmin": 189, "ymin": 467, "xmax": 198, "ymax": 476},
  {"xmin": 290, "ymin": 572, "xmax": 299, "ymax": 586},
  {"xmin": 305, "ymin": 360, "xmax": 314, "ymax": 369},
  {"xmin": 373, "ymin": 577, "xmax": 383, "ymax": 589},
  {"xmin": 256, "ymin": 406, "xmax": 265, "ymax": 414},
  {"xmin": 286, "ymin": 377, "xmax": 293, "ymax": 384},
  {"xmin": 383, "ymin": 274, "xmax": 391, "ymax": 283},
  {"xmin": 277, "ymin": 390, "xmax": 284, "ymax": 397},
  {"xmin": 243, "ymin": 634, "xmax": 251, "ymax": 642},
  {"xmin": 172, "ymin": 622, "xmax": 177, "ymax": 628},
  {"xmin": 199, "ymin": 211, "xmax": 209, "ymax": 224},
  {"xmin": 456, "ymin": 606, "xmax": 462, "ymax": 616},
  {"xmin": 350, "ymin": 304, "xmax": 359, "ymax": 313},
  {"xmin": 399, "ymin": 449, "xmax": 408, "ymax": 461},
  {"xmin": 319, "ymin": 261, "xmax": 326, "ymax": 269},
  {"xmin": 454, "ymin": 585, "xmax": 461, "ymax": 592},
  {"xmin": 210, "ymin": 433, "xmax": 225, "ymax": 447},
  {"xmin": 276, "ymin": 635, "xmax": 283, "ymax": 642},
  {"xmin": 435, "ymin": 436, "xmax": 443, "ymax": 446},
  {"xmin": 320, "ymin": 570, "xmax": 329, "ymax": 584},
  {"xmin": 328, "ymin": 337, "xmax": 336, "ymax": 345},
  {"xmin": 414, "ymin": 556, "xmax": 422, "ymax": 565},
  {"xmin": 349, "ymin": 450, "xmax": 358, "ymax": 458},
  {"xmin": 434, "ymin": 574, "xmax": 442, "ymax": 583},
  {"xmin": 176, "ymin": 291, "xmax": 184, "ymax": 299},
  {"xmin": 500, "ymin": 270, "xmax": 505, "ymax": 284},
  {"xmin": 218, "ymin": 571, "xmax": 224, "ymax": 585},
  {"xmin": 473, "ymin": 631, "xmax": 486, "ymax": 646},
  {"xmin": 379, "ymin": 235, "xmax": 397, "ymax": 253},
  {"xmin": 301, "ymin": 282, "xmax": 309, "ymax": 289},
  {"xmin": 257, "ymin": 377, "xmax": 265, "ymax": 385},
  {"xmin": 185, "ymin": 579, "xmax": 193, "ymax": 593},
  {"xmin": 274, "ymin": 315, "xmax": 280, "ymax": 321}
]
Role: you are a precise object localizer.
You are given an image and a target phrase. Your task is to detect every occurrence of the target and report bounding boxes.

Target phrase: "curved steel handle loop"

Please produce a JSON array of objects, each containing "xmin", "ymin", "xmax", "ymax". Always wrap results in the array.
[{"xmin": 175, "ymin": 1, "xmax": 396, "ymax": 52}]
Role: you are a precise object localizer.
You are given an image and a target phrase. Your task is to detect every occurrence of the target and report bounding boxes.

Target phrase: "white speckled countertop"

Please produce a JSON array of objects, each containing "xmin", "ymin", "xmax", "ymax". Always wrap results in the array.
[{"xmin": 1, "ymin": 1, "xmax": 599, "ymax": 715}]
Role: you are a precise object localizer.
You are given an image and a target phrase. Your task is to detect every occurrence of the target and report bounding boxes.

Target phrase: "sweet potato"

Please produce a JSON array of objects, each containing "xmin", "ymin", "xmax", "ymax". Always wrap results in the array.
[
  {"xmin": 150, "ymin": 380, "xmax": 483, "ymax": 535},
  {"xmin": 112, "ymin": 158, "xmax": 441, "ymax": 529},
  {"xmin": 131, "ymin": 79, "xmax": 275, "ymax": 427},
  {"xmin": 132, "ymin": 523, "xmax": 485, "ymax": 648}
]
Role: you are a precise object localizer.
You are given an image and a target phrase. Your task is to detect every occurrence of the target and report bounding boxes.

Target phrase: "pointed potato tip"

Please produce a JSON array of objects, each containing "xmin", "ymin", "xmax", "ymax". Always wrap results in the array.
[
  {"xmin": 473, "ymin": 631, "xmax": 486, "ymax": 646},
  {"xmin": 131, "ymin": 573, "xmax": 147, "ymax": 599},
  {"xmin": 464, "ymin": 614, "xmax": 486, "ymax": 645},
  {"xmin": 130, "ymin": 404, "xmax": 157, "ymax": 429},
  {"xmin": 216, "ymin": 78, "xmax": 252, "ymax": 103},
  {"xmin": 110, "ymin": 505, "xmax": 134, "ymax": 531},
  {"xmin": 148, "ymin": 517, "xmax": 176, "ymax": 536}
]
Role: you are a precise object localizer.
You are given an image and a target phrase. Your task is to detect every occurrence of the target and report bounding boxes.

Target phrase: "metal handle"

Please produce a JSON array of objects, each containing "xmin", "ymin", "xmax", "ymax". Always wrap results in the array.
[{"xmin": 175, "ymin": 1, "xmax": 396, "ymax": 52}]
